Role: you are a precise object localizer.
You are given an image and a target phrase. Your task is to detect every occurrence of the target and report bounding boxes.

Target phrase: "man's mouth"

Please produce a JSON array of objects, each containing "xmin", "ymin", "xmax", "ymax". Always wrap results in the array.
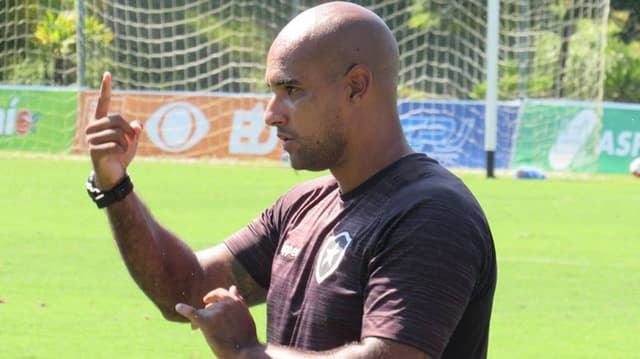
[
  {"xmin": 278, "ymin": 132, "xmax": 295, "ymax": 151},
  {"xmin": 278, "ymin": 132, "xmax": 293, "ymax": 142}
]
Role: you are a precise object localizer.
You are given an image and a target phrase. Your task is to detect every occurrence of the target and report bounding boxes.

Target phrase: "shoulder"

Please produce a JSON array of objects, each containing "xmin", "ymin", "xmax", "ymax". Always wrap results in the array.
[
  {"xmin": 277, "ymin": 174, "xmax": 339, "ymax": 207},
  {"xmin": 376, "ymin": 155, "xmax": 494, "ymax": 264},
  {"xmin": 384, "ymin": 154, "xmax": 483, "ymax": 218},
  {"xmin": 286, "ymin": 174, "xmax": 338, "ymax": 196},
  {"xmin": 266, "ymin": 175, "xmax": 340, "ymax": 223}
]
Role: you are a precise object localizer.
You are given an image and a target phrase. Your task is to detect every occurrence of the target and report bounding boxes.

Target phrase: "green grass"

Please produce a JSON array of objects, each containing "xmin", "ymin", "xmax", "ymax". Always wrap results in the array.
[{"xmin": 1, "ymin": 157, "xmax": 639, "ymax": 358}]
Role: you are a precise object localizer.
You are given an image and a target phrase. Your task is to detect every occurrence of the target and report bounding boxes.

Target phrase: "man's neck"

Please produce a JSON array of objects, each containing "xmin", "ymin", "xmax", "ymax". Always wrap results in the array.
[{"xmin": 330, "ymin": 135, "xmax": 413, "ymax": 194}]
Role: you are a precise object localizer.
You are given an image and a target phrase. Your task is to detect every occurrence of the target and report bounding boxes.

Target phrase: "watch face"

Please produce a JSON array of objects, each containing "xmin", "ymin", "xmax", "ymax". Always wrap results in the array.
[
  {"xmin": 87, "ymin": 175, "xmax": 104, "ymax": 208},
  {"xmin": 86, "ymin": 174, "xmax": 101, "ymax": 196}
]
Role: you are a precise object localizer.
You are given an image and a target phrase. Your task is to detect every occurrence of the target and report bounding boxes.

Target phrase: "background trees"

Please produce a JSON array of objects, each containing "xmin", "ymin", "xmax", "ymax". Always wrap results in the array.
[
  {"xmin": 0, "ymin": 1, "xmax": 637, "ymax": 102},
  {"xmin": 606, "ymin": 0, "xmax": 640, "ymax": 102}
]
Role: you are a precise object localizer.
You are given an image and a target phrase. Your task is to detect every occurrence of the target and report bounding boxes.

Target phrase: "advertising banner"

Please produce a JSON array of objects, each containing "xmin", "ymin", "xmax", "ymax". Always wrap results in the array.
[
  {"xmin": 599, "ymin": 104, "xmax": 640, "ymax": 173},
  {"xmin": 73, "ymin": 91, "xmax": 281, "ymax": 161},
  {"xmin": 0, "ymin": 86, "xmax": 77, "ymax": 153},
  {"xmin": 398, "ymin": 100, "xmax": 520, "ymax": 169},
  {"xmin": 513, "ymin": 100, "xmax": 640, "ymax": 173},
  {"xmin": 511, "ymin": 100, "xmax": 601, "ymax": 172}
]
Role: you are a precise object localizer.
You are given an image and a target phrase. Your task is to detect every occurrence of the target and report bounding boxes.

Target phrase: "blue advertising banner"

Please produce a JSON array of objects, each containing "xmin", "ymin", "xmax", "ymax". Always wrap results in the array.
[{"xmin": 398, "ymin": 100, "xmax": 520, "ymax": 169}]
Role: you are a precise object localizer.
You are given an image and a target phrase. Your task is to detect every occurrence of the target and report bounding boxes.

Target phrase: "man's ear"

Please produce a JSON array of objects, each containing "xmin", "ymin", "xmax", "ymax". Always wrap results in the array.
[{"xmin": 345, "ymin": 64, "xmax": 371, "ymax": 103}]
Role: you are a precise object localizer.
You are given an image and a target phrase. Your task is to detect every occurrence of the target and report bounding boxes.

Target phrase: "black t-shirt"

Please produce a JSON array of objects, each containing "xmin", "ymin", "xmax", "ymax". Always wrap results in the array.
[{"xmin": 225, "ymin": 153, "xmax": 497, "ymax": 358}]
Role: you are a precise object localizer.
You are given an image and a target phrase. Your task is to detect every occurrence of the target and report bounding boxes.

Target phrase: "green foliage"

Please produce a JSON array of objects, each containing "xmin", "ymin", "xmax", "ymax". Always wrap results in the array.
[
  {"xmin": 34, "ymin": 11, "xmax": 76, "ymax": 57},
  {"xmin": 408, "ymin": 0, "xmax": 636, "ymax": 102},
  {"xmin": 7, "ymin": 10, "xmax": 113, "ymax": 86},
  {"xmin": 604, "ymin": 35, "xmax": 640, "ymax": 102},
  {"xmin": 184, "ymin": 11, "xmax": 269, "ymax": 92},
  {"xmin": 610, "ymin": 0, "xmax": 640, "ymax": 43},
  {"xmin": 0, "ymin": 1, "xmax": 38, "ymax": 83},
  {"xmin": 563, "ymin": 19, "xmax": 608, "ymax": 99},
  {"xmin": 408, "ymin": 1, "xmax": 441, "ymax": 31},
  {"xmin": 469, "ymin": 31, "xmax": 558, "ymax": 101},
  {"xmin": 469, "ymin": 62, "xmax": 555, "ymax": 101},
  {"xmin": 82, "ymin": 15, "xmax": 114, "ymax": 49},
  {"xmin": 79, "ymin": 15, "xmax": 114, "ymax": 88},
  {"xmin": 468, "ymin": 62, "xmax": 520, "ymax": 100},
  {"xmin": 471, "ymin": 18, "xmax": 614, "ymax": 101},
  {"xmin": 398, "ymin": 86, "xmax": 445, "ymax": 100},
  {"xmin": 549, "ymin": 0, "xmax": 572, "ymax": 18},
  {"xmin": 604, "ymin": 5, "xmax": 640, "ymax": 102},
  {"xmin": 5, "ymin": 58, "xmax": 48, "ymax": 85}
]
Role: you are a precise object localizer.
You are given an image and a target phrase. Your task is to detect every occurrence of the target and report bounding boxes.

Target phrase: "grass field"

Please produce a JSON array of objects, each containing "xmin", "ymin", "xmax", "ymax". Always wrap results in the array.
[{"xmin": 1, "ymin": 156, "xmax": 639, "ymax": 358}]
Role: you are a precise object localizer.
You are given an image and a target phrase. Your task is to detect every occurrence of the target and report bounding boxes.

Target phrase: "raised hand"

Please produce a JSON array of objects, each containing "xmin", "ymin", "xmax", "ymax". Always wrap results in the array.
[
  {"xmin": 85, "ymin": 72, "xmax": 143, "ymax": 189},
  {"xmin": 175, "ymin": 286, "xmax": 260, "ymax": 358}
]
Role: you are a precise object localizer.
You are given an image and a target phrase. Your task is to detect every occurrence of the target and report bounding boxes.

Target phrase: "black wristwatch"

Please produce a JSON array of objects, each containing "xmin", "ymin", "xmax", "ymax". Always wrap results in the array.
[{"xmin": 86, "ymin": 171, "xmax": 134, "ymax": 209}]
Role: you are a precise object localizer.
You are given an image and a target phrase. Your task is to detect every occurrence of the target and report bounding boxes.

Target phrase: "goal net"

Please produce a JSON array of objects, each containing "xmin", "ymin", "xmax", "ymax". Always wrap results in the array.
[
  {"xmin": 387, "ymin": 0, "xmax": 610, "ymax": 172},
  {"xmin": 0, "ymin": 0, "xmax": 79, "ymax": 154},
  {"xmin": 0, "ymin": 0, "xmax": 610, "ymax": 170}
]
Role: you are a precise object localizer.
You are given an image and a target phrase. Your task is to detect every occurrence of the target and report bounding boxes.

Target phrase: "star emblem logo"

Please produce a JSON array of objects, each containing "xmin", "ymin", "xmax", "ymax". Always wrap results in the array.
[{"xmin": 315, "ymin": 232, "xmax": 353, "ymax": 284}]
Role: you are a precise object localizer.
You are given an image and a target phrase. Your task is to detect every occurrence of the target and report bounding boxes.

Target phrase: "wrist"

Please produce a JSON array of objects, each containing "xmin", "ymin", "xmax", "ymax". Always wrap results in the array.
[
  {"xmin": 86, "ymin": 171, "xmax": 134, "ymax": 209},
  {"xmin": 92, "ymin": 170, "xmax": 126, "ymax": 191}
]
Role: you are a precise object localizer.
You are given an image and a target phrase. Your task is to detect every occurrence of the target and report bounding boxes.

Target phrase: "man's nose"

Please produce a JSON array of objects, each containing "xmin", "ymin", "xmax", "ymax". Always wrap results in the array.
[{"xmin": 264, "ymin": 96, "xmax": 288, "ymax": 127}]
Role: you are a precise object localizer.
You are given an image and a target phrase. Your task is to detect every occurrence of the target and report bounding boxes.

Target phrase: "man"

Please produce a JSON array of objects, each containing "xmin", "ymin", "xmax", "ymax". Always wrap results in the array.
[{"xmin": 84, "ymin": 2, "xmax": 496, "ymax": 359}]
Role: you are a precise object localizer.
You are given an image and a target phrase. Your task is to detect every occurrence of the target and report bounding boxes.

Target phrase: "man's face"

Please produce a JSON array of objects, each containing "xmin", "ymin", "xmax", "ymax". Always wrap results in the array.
[{"xmin": 264, "ymin": 43, "xmax": 348, "ymax": 171}]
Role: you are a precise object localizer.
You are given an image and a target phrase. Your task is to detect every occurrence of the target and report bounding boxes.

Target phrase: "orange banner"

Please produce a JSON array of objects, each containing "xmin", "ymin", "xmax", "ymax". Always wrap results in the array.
[{"xmin": 73, "ymin": 91, "xmax": 282, "ymax": 161}]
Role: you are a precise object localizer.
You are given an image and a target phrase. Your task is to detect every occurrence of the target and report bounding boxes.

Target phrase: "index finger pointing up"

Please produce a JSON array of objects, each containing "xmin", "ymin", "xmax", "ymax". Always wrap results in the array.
[{"xmin": 94, "ymin": 72, "xmax": 112, "ymax": 120}]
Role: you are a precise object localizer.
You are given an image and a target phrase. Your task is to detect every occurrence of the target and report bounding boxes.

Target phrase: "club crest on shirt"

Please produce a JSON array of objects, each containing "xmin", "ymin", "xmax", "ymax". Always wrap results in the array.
[{"xmin": 315, "ymin": 231, "xmax": 353, "ymax": 284}]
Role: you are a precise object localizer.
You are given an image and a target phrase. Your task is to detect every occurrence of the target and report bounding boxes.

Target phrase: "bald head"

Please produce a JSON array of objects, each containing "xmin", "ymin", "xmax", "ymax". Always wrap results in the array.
[
  {"xmin": 269, "ymin": 2, "xmax": 399, "ymax": 93},
  {"xmin": 264, "ymin": 2, "xmax": 410, "ymax": 187}
]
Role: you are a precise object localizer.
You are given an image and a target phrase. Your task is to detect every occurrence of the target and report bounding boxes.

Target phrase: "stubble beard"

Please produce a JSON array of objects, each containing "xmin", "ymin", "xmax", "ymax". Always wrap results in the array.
[{"xmin": 288, "ymin": 122, "xmax": 347, "ymax": 172}]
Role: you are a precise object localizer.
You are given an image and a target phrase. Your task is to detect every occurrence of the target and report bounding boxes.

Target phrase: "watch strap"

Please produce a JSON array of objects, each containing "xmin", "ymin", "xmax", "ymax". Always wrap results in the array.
[{"xmin": 86, "ymin": 172, "xmax": 133, "ymax": 209}]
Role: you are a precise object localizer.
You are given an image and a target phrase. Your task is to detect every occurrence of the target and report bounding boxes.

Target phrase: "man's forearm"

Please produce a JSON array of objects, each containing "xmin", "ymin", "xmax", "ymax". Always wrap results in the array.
[
  {"xmin": 106, "ymin": 192, "xmax": 206, "ymax": 320},
  {"xmin": 237, "ymin": 338, "xmax": 428, "ymax": 359},
  {"xmin": 244, "ymin": 343, "xmax": 372, "ymax": 359},
  {"xmin": 237, "ymin": 343, "xmax": 362, "ymax": 359}
]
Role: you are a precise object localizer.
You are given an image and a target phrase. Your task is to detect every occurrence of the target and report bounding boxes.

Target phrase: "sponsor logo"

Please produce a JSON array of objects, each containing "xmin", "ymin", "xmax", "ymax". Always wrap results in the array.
[
  {"xmin": 402, "ymin": 112, "xmax": 474, "ymax": 165},
  {"xmin": 15, "ymin": 110, "xmax": 39, "ymax": 135},
  {"xmin": 146, "ymin": 101, "xmax": 209, "ymax": 152},
  {"xmin": 280, "ymin": 243, "xmax": 301, "ymax": 259},
  {"xmin": 315, "ymin": 232, "xmax": 352, "ymax": 284},
  {"xmin": 599, "ymin": 130, "xmax": 640, "ymax": 158},
  {"xmin": 228, "ymin": 103, "xmax": 278, "ymax": 155},
  {"xmin": 0, "ymin": 97, "xmax": 40, "ymax": 136}
]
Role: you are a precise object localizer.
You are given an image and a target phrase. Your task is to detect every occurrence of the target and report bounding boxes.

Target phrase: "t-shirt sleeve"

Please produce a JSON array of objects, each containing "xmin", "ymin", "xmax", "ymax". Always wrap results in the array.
[
  {"xmin": 224, "ymin": 203, "xmax": 280, "ymax": 290},
  {"xmin": 361, "ymin": 202, "xmax": 485, "ymax": 358},
  {"xmin": 224, "ymin": 177, "xmax": 336, "ymax": 291}
]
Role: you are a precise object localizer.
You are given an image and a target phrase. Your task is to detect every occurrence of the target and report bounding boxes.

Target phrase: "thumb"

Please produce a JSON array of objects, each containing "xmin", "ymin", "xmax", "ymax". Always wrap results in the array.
[
  {"xmin": 230, "ymin": 285, "xmax": 244, "ymax": 301},
  {"xmin": 175, "ymin": 303, "xmax": 201, "ymax": 330},
  {"xmin": 126, "ymin": 120, "xmax": 143, "ymax": 154},
  {"xmin": 131, "ymin": 120, "xmax": 143, "ymax": 135},
  {"xmin": 175, "ymin": 303, "xmax": 199, "ymax": 324}
]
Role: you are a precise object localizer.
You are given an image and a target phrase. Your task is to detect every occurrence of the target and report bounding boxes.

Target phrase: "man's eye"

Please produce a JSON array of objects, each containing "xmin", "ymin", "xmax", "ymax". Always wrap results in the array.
[{"xmin": 286, "ymin": 86, "xmax": 299, "ymax": 95}]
